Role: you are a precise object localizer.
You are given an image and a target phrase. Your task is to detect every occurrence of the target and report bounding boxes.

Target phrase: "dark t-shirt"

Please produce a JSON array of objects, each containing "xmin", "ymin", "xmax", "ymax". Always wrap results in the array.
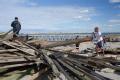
[{"xmin": 11, "ymin": 21, "xmax": 21, "ymax": 29}]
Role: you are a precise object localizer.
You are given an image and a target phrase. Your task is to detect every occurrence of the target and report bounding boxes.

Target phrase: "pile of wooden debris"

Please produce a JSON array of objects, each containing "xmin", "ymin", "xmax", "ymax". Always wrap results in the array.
[{"xmin": 0, "ymin": 30, "xmax": 120, "ymax": 80}]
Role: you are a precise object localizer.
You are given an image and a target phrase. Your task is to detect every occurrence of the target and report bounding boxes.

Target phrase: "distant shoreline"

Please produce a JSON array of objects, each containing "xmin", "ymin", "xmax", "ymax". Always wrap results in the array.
[
  {"xmin": 21, "ymin": 32, "xmax": 120, "ymax": 35},
  {"xmin": 1, "ymin": 32, "xmax": 120, "ymax": 34}
]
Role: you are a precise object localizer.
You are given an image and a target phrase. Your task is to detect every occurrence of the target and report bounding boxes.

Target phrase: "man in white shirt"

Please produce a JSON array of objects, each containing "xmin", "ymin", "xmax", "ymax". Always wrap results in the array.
[{"xmin": 92, "ymin": 27, "xmax": 104, "ymax": 56}]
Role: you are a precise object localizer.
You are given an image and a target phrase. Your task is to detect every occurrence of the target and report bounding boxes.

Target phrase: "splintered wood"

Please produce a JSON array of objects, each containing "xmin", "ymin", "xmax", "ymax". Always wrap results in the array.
[
  {"xmin": 0, "ymin": 37, "xmax": 120, "ymax": 80},
  {"xmin": 0, "ymin": 40, "xmax": 43, "ymax": 70}
]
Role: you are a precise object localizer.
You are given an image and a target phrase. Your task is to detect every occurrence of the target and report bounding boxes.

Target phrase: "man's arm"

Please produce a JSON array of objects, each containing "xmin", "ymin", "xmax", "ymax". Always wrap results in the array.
[
  {"xmin": 98, "ymin": 32, "xmax": 103, "ymax": 39},
  {"xmin": 92, "ymin": 32, "xmax": 96, "ymax": 40},
  {"xmin": 19, "ymin": 22, "xmax": 21, "ymax": 27},
  {"xmin": 11, "ymin": 21, "xmax": 14, "ymax": 27}
]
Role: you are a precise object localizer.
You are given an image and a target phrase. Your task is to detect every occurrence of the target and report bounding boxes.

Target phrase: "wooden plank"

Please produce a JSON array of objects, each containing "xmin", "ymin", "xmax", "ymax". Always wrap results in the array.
[
  {"xmin": 0, "ymin": 56, "xmax": 30, "ymax": 59},
  {"xmin": 0, "ymin": 61, "xmax": 42, "ymax": 69},
  {"xmin": 0, "ymin": 57, "xmax": 40, "ymax": 64},
  {"xmin": 0, "ymin": 49, "xmax": 18, "ymax": 53},
  {"xmin": 57, "ymin": 58, "xmax": 84, "ymax": 80},
  {"xmin": 42, "ymin": 50, "xmax": 60, "ymax": 77},
  {"xmin": 0, "ymin": 53, "xmax": 19, "ymax": 57},
  {"xmin": 16, "ymin": 40, "xmax": 39, "ymax": 55},
  {"xmin": 52, "ymin": 59, "xmax": 73, "ymax": 80},
  {"xmin": 65, "ymin": 57, "xmax": 108, "ymax": 80},
  {"xmin": 88, "ymin": 59, "xmax": 120, "ymax": 71},
  {"xmin": 2, "ymin": 41, "xmax": 35, "ymax": 56}
]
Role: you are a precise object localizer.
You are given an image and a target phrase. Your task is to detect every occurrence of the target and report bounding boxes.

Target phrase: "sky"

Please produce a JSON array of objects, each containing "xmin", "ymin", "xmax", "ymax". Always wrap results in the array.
[{"xmin": 0, "ymin": 0, "xmax": 120, "ymax": 33}]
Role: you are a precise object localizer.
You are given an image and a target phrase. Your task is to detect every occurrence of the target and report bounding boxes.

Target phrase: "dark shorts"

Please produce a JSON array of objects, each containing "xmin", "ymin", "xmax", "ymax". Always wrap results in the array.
[
  {"xmin": 76, "ymin": 47, "xmax": 79, "ymax": 49},
  {"xmin": 96, "ymin": 41, "xmax": 103, "ymax": 48},
  {"xmin": 76, "ymin": 43, "xmax": 79, "ymax": 49},
  {"xmin": 13, "ymin": 27, "xmax": 21, "ymax": 35}
]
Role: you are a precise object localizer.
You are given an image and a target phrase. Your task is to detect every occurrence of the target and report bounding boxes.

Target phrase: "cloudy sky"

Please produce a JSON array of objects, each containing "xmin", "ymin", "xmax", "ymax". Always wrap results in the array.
[{"xmin": 0, "ymin": 0, "xmax": 120, "ymax": 33}]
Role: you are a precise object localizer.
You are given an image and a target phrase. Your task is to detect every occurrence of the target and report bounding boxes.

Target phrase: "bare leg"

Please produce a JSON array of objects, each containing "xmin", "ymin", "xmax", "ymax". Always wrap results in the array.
[
  {"xmin": 101, "ymin": 48, "xmax": 104, "ymax": 56},
  {"xmin": 95, "ymin": 45, "xmax": 99, "ymax": 56}
]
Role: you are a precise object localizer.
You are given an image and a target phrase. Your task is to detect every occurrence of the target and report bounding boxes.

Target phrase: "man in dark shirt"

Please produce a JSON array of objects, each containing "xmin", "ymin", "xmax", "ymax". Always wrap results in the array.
[{"xmin": 11, "ymin": 17, "xmax": 21, "ymax": 38}]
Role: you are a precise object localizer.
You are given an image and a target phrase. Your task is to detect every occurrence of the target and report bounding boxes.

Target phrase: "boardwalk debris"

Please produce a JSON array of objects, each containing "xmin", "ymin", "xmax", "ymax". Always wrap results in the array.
[{"xmin": 0, "ymin": 34, "xmax": 120, "ymax": 80}]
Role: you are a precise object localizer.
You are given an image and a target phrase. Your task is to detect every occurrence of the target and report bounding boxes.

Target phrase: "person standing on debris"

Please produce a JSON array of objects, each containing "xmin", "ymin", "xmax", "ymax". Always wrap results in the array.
[
  {"xmin": 75, "ymin": 36, "xmax": 80, "ymax": 52},
  {"xmin": 92, "ymin": 27, "xmax": 104, "ymax": 56},
  {"xmin": 11, "ymin": 17, "xmax": 21, "ymax": 38}
]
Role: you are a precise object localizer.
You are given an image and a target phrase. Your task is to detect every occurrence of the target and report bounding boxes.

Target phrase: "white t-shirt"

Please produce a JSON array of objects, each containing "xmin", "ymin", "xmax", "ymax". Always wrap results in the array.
[{"xmin": 92, "ymin": 32, "xmax": 103, "ymax": 43}]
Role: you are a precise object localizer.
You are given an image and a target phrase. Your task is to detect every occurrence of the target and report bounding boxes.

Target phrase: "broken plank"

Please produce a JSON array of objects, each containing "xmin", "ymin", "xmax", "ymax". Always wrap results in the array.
[
  {"xmin": 0, "ymin": 61, "xmax": 43, "ymax": 69},
  {"xmin": 52, "ymin": 59, "xmax": 73, "ymax": 80},
  {"xmin": 57, "ymin": 58, "xmax": 85, "ymax": 80},
  {"xmin": 2, "ymin": 41, "xmax": 35, "ymax": 56},
  {"xmin": 42, "ymin": 50, "xmax": 60, "ymax": 77},
  {"xmin": 0, "ymin": 49, "xmax": 18, "ymax": 53}
]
